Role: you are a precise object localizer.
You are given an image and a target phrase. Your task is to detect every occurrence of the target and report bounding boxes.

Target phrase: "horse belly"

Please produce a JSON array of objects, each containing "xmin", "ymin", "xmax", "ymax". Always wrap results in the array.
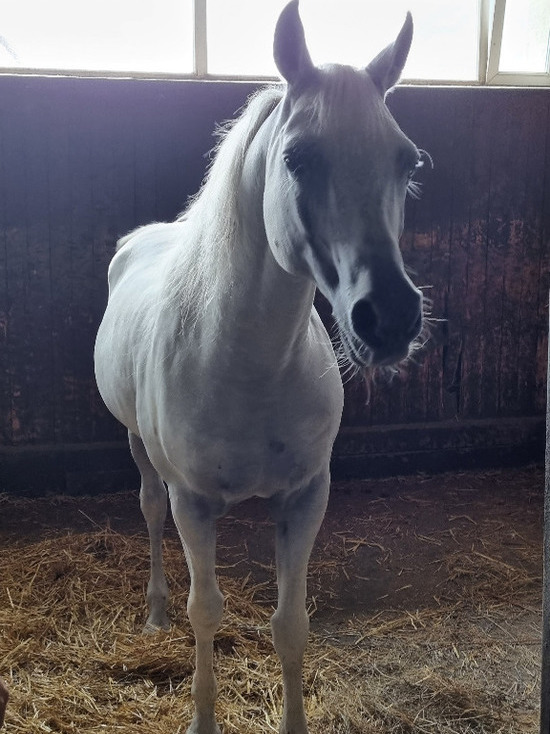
[
  {"xmin": 94, "ymin": 225, "xmax": 182, "ymax": 434},
  {"xmin": 94, "ymin": 312, "xmax": 139, "ymax": 433}
]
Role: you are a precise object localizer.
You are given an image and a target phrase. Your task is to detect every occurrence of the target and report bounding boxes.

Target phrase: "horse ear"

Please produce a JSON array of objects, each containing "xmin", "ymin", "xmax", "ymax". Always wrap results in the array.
[
  {"xmin": 273, "ymin": 0, "xmax": 315, "ymax": 87},
  {"xmin": 366, "ymin": 12, "xmax": 413, "ymax": 97}
]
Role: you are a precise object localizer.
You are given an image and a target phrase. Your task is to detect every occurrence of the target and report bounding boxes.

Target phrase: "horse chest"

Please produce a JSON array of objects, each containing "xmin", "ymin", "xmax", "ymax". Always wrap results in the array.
[
  {"xmin": 183, "ymin": 429, "xmax": 325, "ymax": 501},
  {"xmin": 207, "ymin": 437, "xmax": 307, "ymax": 499},
  {"xmin": 150, "ymin": 372, "xmax": 342, "ymax": 500}
]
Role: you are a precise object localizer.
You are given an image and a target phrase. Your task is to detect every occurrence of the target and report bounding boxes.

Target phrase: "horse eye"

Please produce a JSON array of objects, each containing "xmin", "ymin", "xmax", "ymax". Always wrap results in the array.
[
  {"xmin": 283, "ymin": 151, "xmax": 294, "ymax": 168},
  {"xmin": 283, "ymin": 149, "xmax": 304, "ymax": 175},
  {"xmin": 283, "ymin": 140, "xmax": 323, "ymax": 177}
]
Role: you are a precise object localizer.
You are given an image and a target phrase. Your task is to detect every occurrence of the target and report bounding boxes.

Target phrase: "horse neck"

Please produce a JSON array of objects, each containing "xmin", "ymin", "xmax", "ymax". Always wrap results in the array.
[{"xmin": 209, "ymin": 109, "xmax": 316, "ymax": 366}]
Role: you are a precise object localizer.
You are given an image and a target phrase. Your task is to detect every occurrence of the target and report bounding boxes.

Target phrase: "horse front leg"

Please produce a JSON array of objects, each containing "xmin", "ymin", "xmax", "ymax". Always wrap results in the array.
[
  {"xmin": 129, "ymin": 431, "xmax": 170, "ymax": 632},
  {"xmin": 271, "ymin": 471, "xmax": 330, "ymax": 734},
  {"xmin": 169, "ymin": 487, "xmax": 224, "ymax": 734}
]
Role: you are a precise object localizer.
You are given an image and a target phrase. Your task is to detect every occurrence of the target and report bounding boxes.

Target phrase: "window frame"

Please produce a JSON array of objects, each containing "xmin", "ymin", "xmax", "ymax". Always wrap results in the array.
[
  {"xmin": 486, "ymin": 0, "xmax": 550, "ymax": 86},
  {"xmin": 0, "ymin": 0, "xmax": 548, "ymax": 86}
]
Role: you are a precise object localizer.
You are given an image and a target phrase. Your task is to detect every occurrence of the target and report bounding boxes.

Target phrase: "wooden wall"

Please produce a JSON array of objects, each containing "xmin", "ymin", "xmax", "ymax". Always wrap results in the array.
[{"xmin": 0, "ymin": 77, "xmax": 548, "ymax": 493}]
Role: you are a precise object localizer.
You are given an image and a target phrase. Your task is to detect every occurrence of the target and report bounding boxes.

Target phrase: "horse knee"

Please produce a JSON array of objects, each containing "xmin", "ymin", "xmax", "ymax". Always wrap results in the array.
[
  {"xmin": 271, "ymin": 607, "xmax": 309, "ymax": 660},
  {"xmin": 187, "ymin": 586, "xmax": 224, "ymax": 638},
  {"xmin": 140, "ymin": 479, "xmax": 167, "ymax": 524}
]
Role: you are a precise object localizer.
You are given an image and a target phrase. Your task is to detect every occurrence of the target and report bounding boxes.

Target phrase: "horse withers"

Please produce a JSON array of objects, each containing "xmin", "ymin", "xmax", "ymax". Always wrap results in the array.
[{"xmin": 94, "ymin": 2, "xmax": 424, "ymax": 732}]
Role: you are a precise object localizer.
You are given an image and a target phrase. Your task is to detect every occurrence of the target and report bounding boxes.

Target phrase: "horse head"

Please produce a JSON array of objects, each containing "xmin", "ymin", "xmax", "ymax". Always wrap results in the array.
[{"xmin": 264, "ymin": 0, "xmax": 423, "ymax": 369}]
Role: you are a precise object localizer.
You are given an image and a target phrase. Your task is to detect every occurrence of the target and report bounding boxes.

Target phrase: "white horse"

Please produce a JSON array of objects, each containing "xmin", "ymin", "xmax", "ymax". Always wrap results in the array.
[{"xmin": 94, "ymin": 2, "xmax": 423, "ymax": 732}]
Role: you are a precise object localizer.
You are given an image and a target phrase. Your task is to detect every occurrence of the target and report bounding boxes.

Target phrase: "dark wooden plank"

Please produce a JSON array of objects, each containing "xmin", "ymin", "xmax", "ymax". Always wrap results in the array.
[
  {"xmin": 535, "ymin": 94, "xmax": 550, "ymax": 417},
  {"xmin": 457, "ymin": 91, "xmax": 494, "ymax": 420},
  {"xmin": 542, "ymin": 294, "xmax": 550, "ymax": 733},
  {"xmin": 439, "ymin": 89, "xmax": 477, "ymax": 421},
  {"xmin": 481, "ymin": 91, "xmax": 517, "ymax": 418},
  {"xmin": 22, "ymin": 88, "xmax": 59, "ymax": 444},
  {"xmin": 0, "ymin": 102, "xmax": 10, "ymax": 444},
  {"xmin": 512, "ymin": 92, "xmax": 550, "ymax": 416},
  {"xmin": 46, "ymin": 84, "xmax": 82, "ymax": 443},
  {"xmin": 70, "ymin": 86, "xmax": 113, "ymax": 443},
  {"xmin": 2, "ymin": 84, "xmax": 35, "ymax": 445},
  {"xmin": 488, "ymin": 92, "xmax": 549, "ymax": 418}
]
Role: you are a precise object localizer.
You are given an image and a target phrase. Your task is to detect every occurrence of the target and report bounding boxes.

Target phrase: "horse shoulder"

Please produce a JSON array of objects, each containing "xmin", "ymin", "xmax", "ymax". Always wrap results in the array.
[{"xmin": 107, "ymin": 222, "xmax": 182, "ymax": 293}]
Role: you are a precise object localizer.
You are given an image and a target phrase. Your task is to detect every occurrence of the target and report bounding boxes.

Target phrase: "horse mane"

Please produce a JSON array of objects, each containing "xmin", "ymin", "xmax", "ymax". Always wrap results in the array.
[{"xmin": 166, "ymin": 86, "xmax": 284, "ymax": 327}]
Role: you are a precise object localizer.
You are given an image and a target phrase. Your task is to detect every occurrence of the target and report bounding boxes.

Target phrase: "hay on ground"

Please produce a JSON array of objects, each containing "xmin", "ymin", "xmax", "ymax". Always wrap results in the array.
[{"xmin": 0, "ymin": 470, "xmax": 542, "ymax": 733}]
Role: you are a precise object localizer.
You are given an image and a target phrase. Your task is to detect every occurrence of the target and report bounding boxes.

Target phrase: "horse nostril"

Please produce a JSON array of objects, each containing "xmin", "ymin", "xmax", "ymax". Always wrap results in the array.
[{"xmin": 351, "ymin": 299, "xmax": 384, "ymax": 349}]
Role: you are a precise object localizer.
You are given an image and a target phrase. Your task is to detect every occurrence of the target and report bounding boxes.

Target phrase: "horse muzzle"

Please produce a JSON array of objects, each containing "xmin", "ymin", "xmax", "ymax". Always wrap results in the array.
[{"xmin": 344, "ymin": 285, "xmax": 423, "ymax": 368}]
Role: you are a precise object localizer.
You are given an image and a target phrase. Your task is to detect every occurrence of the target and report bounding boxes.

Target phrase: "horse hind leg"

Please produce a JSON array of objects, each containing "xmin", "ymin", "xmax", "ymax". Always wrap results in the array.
[{"xmin": 129, "ymin": 431, "xmax": 170, "ymax": 633}]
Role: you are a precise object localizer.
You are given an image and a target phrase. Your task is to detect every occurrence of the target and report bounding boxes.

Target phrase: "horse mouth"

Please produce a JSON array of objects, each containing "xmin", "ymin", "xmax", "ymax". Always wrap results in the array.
[
  {"xmin": 338, "ymin": 326, "xmax": 413, "ymax": 370},
  {"xmin": 338, "ymin": 328, "xmax": 372, "ymax": 369}
]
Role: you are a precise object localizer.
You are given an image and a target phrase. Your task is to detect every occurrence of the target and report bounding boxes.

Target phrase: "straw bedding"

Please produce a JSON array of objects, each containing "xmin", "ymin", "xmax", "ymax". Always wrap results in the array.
[{"xmin": 0, "ymin": 466, "xmax": 542, "ymax": 733}]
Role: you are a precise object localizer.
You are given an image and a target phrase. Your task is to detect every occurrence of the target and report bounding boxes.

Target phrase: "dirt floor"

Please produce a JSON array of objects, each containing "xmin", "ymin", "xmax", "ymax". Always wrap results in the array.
[{"xmin": 0, "ymin": 464, "xmax": 544, "ymax": 732}]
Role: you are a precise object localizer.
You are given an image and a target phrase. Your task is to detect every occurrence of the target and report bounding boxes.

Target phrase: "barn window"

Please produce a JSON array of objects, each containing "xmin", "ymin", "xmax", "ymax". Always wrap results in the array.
[
  {"xmin": 487, "ymin": 0, "xmax": 550, "ymax": 85},
  {"xmin": 0, "ymin": 0, "xmax": 195, "ymax": 74},
  {"xmin": 0, "ymin": 0, "xmax": 549, "ymax": 86},
  {"xmin": 206, "ymin": 0, "xmax": 481, "ymax": 81}
]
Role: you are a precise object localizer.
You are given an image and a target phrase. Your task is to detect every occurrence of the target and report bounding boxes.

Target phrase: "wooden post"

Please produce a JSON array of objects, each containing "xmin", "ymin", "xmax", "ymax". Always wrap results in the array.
[{"xmin": 542, "ymin": 292, "xmax": 550, "ymax": 733}]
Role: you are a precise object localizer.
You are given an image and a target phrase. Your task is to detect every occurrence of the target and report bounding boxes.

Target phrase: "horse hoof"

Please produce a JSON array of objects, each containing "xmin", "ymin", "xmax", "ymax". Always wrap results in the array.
[
  {"xmin": 186, "ymin": 723, "xmax": 221, "ymax": 734},
  {"xmin": 142, "ymin": 619, "xmax": 170, "ymax": 635}
]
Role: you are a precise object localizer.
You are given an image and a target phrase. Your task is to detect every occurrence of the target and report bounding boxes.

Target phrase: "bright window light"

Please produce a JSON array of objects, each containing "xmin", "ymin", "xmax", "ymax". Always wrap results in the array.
[
  {"xmin": 207, "ymin": 0, "xmax": 480, "ymax": 81},
  {"xmin": 0, "ymin": 0, "xmax": 193, "ymax": 73},
  {"xmin": 499, "ymin": 0, "xmax": 550, "ymax": 73},
  {"xmin": 0, "ymin": 0, "xmax": 548, "ymax": 85}
]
